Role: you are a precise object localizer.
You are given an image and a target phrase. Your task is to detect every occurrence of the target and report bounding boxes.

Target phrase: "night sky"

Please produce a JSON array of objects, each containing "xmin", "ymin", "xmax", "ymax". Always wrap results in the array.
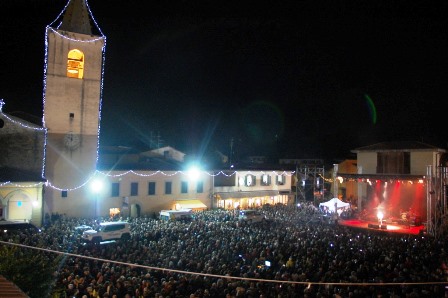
[{"xmin": 1, "ymin": 0, "xmax": 447, "ymax": 162}]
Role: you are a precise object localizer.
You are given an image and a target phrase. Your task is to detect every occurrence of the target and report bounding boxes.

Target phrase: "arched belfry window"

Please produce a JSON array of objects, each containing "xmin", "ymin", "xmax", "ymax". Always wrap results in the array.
[{"xmin": 67, "ymin": 49, "xmax": 84, "ymax": 79}]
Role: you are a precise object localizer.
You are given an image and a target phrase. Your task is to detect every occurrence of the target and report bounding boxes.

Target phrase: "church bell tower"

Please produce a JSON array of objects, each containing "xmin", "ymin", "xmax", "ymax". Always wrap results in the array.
[{"xmin": 43, "ymin": 0, "xmax": 106, "ymax": 217}]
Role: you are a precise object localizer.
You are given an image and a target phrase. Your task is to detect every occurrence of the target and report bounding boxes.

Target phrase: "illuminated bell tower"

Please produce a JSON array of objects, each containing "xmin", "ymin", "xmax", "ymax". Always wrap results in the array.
[{"xmin": 43, "ymin": 0, "xmax": 106, "ymax": 217}]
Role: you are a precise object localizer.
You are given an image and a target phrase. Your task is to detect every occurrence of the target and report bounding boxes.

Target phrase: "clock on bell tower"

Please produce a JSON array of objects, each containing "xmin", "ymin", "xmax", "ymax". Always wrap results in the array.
[{"xmin": 43, "ymin": 0, "xmax": 106, "ymax": 216}]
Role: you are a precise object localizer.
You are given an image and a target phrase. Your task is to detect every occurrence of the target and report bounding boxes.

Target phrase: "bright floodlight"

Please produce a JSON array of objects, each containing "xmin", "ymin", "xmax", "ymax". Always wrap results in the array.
[
  {"xmin": 377, "ymin": 211, "xmax": 384, "ymax": 221},
  {"xmin": 91, "ymin": 179, "xmax": 103, "ymax": 194},
  {"xmin": 187, "ymin": 166, "xmax": 201, "ymax": 181}
]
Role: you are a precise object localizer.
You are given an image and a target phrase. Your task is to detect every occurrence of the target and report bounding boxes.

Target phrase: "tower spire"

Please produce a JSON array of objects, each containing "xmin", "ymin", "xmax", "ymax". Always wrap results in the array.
[{"xmin": 59, "ymin": 0, "xmax": 92, "ymax": 35}]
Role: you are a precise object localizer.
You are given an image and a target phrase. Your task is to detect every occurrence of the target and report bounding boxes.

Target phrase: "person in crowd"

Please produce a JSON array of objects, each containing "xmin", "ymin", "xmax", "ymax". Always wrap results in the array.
[{"xmin": 5, "ymin": 203, "xmax": 448, "ymax": 298}]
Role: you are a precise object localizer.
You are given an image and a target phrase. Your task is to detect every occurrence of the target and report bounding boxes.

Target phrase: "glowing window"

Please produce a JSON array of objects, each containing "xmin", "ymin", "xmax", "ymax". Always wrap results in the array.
[
  {"xmin": 261, "ymin": 174, "xmax": 271, "ymax": 186},
  {"xmin": 67, "ymin": 49, "xmax": 84, "ymax": 79},
  {"xmin": 247, "ymin": 175, "xmax": 253, "ymax": 186},
  {"xmin": 276, "ymin": 175, "xmax": 286, "ymax": 185},
  {"xmin": 245, "ymin": 174, "xmax": 256, "ymax": 186}
]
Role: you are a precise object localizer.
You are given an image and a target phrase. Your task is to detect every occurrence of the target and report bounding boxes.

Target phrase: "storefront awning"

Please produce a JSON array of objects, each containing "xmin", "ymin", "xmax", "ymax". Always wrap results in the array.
[
  {"xmin": 216, "ymin": 190, "xmax": 280, "ymax": 200},
  {"xmin": 174, "ymin": 199, "xmax": 207, "ymax": 209}
]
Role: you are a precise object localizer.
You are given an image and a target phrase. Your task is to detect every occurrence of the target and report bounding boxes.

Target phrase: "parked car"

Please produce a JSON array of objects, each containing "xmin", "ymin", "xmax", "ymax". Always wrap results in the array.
[
  {"xmin": 159, "ymin": 209, "xmax": 193, "ymax": 221},
  {"xmin": 238, "ymin": 210, "xmax": 267, "ymax": 223},
  {"xmin": 74, "ymin": 224, "xmax": 93, "ymax": 234},
  {"xmin": 81, "ymin": 221, "xmax": 130, "ymax": 244}
]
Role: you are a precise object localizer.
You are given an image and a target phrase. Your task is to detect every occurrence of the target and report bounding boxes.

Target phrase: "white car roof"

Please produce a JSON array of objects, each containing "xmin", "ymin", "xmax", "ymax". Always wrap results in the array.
[{"xmin": 99, "ymin": 221, "xmax": 129, "ymax": 226}]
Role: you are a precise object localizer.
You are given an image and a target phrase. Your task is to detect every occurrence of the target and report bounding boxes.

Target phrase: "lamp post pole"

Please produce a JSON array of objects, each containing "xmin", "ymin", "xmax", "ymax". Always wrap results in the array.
[
  {"xmin": 95, "ymin": 193, "xmax": 98, "ymax": 218},
  {"xmin": 333, "ymin": 164, "xmax": 338, "ymax": 199},
  {"xmin": 210, "ymin": 171, "xmax": 214, "ymax": 209},
  {"xmin": 333, "ymin": 164, "xmax": 339, "ymax": 221}
]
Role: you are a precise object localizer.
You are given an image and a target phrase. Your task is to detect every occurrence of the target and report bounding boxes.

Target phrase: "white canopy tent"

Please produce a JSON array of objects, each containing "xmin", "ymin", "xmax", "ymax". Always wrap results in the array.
[{"xmin": 319, "ymin": 198, "xmax": 350, "ymax": 213}]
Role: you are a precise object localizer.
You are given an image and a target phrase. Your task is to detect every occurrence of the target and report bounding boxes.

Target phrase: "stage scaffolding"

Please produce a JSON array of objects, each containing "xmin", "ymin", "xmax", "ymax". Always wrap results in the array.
[
  {"xmin": 426, "ymin": 165, "xmax": 448, "ymax": 237},
  {"xmin": 295, "ymin": 165, "xmax": 325, "ymax": 204}
]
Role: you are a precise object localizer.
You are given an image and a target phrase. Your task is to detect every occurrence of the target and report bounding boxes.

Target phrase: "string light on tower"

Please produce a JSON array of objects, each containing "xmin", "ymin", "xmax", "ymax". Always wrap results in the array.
[{"xmin": 11, "ymin": 0, "xmax": 296, "ymax": 193}]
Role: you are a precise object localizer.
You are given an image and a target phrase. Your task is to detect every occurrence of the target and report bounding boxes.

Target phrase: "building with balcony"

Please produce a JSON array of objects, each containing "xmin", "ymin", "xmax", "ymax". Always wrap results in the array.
[{"xmin": 334, "ymin": 141, "xmax": 448, "ymax": 234}]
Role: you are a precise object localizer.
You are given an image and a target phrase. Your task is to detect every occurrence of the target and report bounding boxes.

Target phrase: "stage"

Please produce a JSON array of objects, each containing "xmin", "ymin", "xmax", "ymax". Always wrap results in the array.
[{"xmin": 339, "ymin": 218, "xmax": 425, "ymax": 235}]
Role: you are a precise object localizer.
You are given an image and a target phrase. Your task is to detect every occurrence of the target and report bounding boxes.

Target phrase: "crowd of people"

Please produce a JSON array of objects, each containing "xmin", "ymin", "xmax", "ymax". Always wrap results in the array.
[{"xmin": 3, "ymin": 202, "xmax": 448, "ymax": 298}]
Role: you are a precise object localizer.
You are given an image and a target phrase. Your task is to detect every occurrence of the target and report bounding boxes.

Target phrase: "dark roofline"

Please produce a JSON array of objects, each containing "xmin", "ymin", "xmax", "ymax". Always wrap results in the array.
[
  {"xmin": 2, "ymin": 111, "xmax": 43, "ymax": 127},
  {"xmin": 337, "ymin": 173, "xmax": 425, "ymax": 180},
  {"xmin": 352, "ymin": 141, "xmax": 446, "ymax": 153},
  {"xmin": 0, "ymin": 167, "xmax": 46, "ymax": 183}
]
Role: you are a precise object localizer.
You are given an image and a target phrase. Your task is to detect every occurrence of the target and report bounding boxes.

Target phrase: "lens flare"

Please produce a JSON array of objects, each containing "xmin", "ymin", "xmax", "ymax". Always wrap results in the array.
[{"xmin": 364, "ymin": 94, "xmax": 377, "ymax": 124}]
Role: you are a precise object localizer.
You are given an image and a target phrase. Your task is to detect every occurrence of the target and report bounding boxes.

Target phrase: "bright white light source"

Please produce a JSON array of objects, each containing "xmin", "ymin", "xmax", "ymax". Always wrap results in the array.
[
  {"xmin": 377, "ymin": 211, "xmax": 384, "ymax": 221},
  {"xmin": 91, "ymin": 179, "xmax": 103, "ymax": 194},
  {"xmin": 188, "ymin": 166, "xmax": 200, "ymax": 181}
]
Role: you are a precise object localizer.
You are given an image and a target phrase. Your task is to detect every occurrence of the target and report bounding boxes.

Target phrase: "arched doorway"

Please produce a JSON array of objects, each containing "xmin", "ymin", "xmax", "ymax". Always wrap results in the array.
[
  {"xmin": 130, "ymin": 204, "xmax": 141, "ymax": 218},
  {"xmin": 5, "ymin": 191, "xmax": 32, "ymax": 221}
]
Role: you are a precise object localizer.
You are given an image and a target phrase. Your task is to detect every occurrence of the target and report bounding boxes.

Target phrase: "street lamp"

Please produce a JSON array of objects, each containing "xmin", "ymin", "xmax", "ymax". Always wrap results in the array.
[
  {"xmin": 91, "ymin": 179, "xmax": 103, "ymax": 218},
  {"xmin": 187, "ymin": 166, "xmax": 200, "ymax": 182}
]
